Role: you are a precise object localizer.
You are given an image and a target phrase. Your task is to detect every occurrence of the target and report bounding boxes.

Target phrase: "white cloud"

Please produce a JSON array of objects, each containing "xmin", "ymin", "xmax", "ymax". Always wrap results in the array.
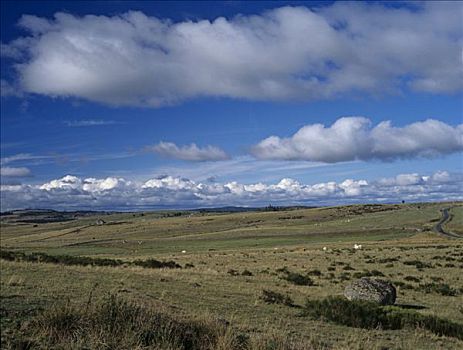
[
  {"xmin": 1, "ymin": 2, "xmax": 461, "ymax": 107},
  {"xmin": 39, "ymin": 175, "xmax": 81, "ymax": 190},
  {"xmin": 148, "ymin": 141, "xmax": 229, "ymax": 161},
  {"xmin": 64, "ymin": 120, "xmax": 119, "ymax": 127},
  {"xmin": 0, "ymin": 166, "xmax": 31, "ymax": 177},
  {"xmin": 251, "ymin": 117, "xmax": 463, "ymax": 162},
  {"xmin": 1, "ymin": 171, "xmax": 461, "ymax": 211}
]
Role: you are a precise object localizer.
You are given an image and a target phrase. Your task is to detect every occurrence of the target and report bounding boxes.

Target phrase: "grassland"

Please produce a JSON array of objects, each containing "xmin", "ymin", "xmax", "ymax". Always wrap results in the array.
[{"xmin": 1, "ymin": 202, "xmax": 462, "ymax": 349}]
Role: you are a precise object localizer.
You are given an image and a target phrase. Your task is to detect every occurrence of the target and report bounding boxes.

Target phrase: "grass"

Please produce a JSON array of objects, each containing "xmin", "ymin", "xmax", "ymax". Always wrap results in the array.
[{"xmin": 1, "ymin": 202, "xmax": 463, "ymax": 349}]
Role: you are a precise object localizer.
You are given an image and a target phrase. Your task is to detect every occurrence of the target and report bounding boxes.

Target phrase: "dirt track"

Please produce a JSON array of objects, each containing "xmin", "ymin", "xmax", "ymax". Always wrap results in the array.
[{"xmin": 434, "ymin": 208, "xmax": 461, "ymax": 239}]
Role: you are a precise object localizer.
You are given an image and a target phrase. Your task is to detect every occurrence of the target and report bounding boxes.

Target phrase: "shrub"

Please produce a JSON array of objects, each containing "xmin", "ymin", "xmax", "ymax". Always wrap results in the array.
[
  {"xmin": 403, "ymin": 260, "xmax": 433, "ymax": 269},
  {"xmin": 404, "ymin": 276, "xmax": 421, "ymax": 283},
  {"xmin": 417, "ymin": 283, "xmax": 459, "ymax": 296},
  {"xmin": 241, "ymin": 269, "xmax": 253, "ymax": 276},
  {"xmin": 133, "ymin": 259, "xmax": 181, "ymax": 269},
  {"xmin": 342, "ymin": 265, "xmax": 355, "ymax": 271},
  {"xmin": 302, "ymin": 296, "xmax": 463, "ymax": 340},
  {"xmin": 227, "ymin": 269, "xmax": 239, "ymax": 276},
  {"xmin": 281, "ymin": 272, "xmax": 314, "ymax": 286},
  {"xmin": 1, "ymin": 250, "xmax": 182, "ymax": 270},
  {"xmin": 307, "ymin": 269, "xmax": 322, "ymax": 276},
  {"xmin": 338, "ymin": 272, "xmax": 351, "ymax": 281},
  {"xmin": 260, "ymin": 290, "xmax": 294, "ymax": 307},
  {"xmin": 353, "ymin": 270, "xmax": 385, "ymax": 278}
]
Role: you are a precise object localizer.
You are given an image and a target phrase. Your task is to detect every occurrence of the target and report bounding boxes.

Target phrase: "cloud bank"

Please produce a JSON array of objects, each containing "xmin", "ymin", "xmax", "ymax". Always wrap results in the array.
[
  {"xmin": 252, "ymin": 117, "xmax": 463, "ymax": 162},
  {"xmin": 1, "ymin": 171, "xmax": 461, "ymax": 211},
  {"xmin": 2, "ymin": 2, "xmax": 462, "ymax": 106},
  {"xmin": 147, "ymin": 142, "xmax": 229, "ymax": 161}
]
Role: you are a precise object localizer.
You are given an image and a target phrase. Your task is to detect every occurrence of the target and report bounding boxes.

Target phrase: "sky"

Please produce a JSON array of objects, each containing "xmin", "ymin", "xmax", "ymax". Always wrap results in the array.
[{"xmin": 1, "ymin": 0, "xmax": 462, "ymax": 211}]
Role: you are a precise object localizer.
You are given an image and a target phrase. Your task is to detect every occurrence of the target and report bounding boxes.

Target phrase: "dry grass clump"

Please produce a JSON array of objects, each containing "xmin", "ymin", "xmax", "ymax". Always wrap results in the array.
[{"xmin": 6, "ymin": 294, "xmax": 315, "ymax": 350}]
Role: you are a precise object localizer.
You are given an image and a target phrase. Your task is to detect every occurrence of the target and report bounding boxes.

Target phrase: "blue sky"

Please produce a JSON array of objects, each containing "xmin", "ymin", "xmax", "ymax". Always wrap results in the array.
[{"xmin": 1, "ymin": 1, "xmax": 462, "ymax": 210}]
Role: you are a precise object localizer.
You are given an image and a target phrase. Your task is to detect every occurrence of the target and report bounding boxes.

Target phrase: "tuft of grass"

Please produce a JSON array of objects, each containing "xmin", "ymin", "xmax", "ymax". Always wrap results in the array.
[
  {"xmin": 11, "ymin": 294, "xmax": 311, "ymax": 350},
  {"xmin": 302, "ymin": 296, "xmax": 463, "ymax": 340}
]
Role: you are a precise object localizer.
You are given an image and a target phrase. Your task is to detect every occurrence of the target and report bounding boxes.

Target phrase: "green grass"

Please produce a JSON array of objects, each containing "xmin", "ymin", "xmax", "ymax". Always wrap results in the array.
[{"xmin": 1, "ymin": 202, "xmax": 463, "ymax": 349}]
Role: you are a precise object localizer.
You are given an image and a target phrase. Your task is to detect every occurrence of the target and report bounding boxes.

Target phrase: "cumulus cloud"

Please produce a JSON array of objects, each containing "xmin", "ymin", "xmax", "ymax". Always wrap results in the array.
[
  {"xmin": 1, "ymin": 171, "xmax": 461, "ymax": 211},
  {"xmin": 147, "ymin": 141, "xmax": 229, "ymax": 161},
  {"xmin": 1, "ymin": 2, "xmax": 461, "ymax": 107},
  {"xmin": 251, "ymin": 117, "xmax": 463, "ymax": 162}
]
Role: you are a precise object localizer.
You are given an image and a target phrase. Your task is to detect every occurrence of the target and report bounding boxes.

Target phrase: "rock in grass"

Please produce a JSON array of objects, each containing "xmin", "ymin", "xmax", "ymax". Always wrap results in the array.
[{"xmin": 344, "ymin": 278, "xmax": 396, "ymax": 305}]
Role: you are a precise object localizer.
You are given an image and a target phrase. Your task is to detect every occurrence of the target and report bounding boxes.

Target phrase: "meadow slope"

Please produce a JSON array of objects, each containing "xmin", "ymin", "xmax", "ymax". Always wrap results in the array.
[{"xmin": 1, "ymin": 202, "xmax": 462, "ymax": 349}]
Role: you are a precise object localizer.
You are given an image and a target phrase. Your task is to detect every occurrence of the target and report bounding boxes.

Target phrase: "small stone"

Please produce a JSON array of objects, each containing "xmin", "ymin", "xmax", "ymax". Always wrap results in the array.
[{"xmin": 344, "ymin": 277, "xmax": 396, "ymax": 305}]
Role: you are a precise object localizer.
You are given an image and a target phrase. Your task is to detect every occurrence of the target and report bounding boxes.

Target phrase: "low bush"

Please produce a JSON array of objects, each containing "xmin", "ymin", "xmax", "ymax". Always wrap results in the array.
[
  {"xmin": 1, "ymin": 250, "xmax": 181, "ymax": 270},
  {"xmin": 403, "ymin": 276, "xmax": 421, "ymax": 283},
  {"xmin": 417, "ymin": 283, "xmax": 459, "ymax": 296},
  {"xmin": 133, "ymin": 258, "xmax": 181, "ymax": 269},
  {"xmin": 281, "ymin": 272, "xmax": 315, "ymax": 286},
  {"xmin": 403, "ymin": 260, "xmax": 433, "ymax": 269},
  {"xmin": 260, "ymin": 290, "xmax": 294, "ymax": 307},
  {"xmin": 307, "ymin": 269, "xmax": 322, "ymax": 276},
  {"xmin": 353, "ymin": 270, "xmax": 385, "ymax": 278},
  {"xmin": 302, "ymin": 296, "xmax": 463, "ymax": 340}
]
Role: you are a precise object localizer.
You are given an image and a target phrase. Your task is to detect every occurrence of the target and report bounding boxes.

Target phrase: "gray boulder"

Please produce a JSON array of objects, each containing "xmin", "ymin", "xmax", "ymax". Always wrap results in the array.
[{"xmin": 344, "ymin": 278, "xmax": 396, "ymax": 305}]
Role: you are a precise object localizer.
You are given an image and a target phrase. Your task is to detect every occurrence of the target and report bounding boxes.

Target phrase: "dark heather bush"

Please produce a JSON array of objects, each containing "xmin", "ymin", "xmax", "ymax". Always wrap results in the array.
[
  {"xmin": 403, "ymin": 260, "xmax": 433, "ymax": 269},
  {"xmin": 302, "ymin": 296, "xmax": 463, "ymax": 340},
  {"xmin": 260, "ymin": 290, "xmax": 294, "ymax": 306},
  {"xmin": 417, "ymin": 283, "xmax": 459, "ymax": 296},
  {"xmin": 307, "ymin": 269, "xmax": 322, "ymax": 276},
  {"xmin": 241, "ymin": 269, "xmax": 253, "ymax": 276},
  {"xmin": 281, "ymin": 272, "xmax": 314, "ymax": 286},
  {"xmin": 404, "ymin": 276, "xmax": 421, "ymax": 283},
  {"xmin": 133, "ymin": 259, "xmax": 182, "ymax": 269},
  {"xmin": 0, "ymin": 250, "xmax": 181, "ymax": 270}
]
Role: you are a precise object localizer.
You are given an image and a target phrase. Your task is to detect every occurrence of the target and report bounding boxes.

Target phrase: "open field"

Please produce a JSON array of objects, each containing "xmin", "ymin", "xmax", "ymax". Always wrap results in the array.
[{"xmin": 1, "ymin": 202, "xmax": 463, "ymax": 349}]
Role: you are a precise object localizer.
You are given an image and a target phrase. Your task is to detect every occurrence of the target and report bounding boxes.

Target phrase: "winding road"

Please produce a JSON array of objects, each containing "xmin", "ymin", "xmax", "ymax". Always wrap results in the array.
[{"xmin": 434, "ymin": 208, "xmax": 462, "ymax": 239}]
